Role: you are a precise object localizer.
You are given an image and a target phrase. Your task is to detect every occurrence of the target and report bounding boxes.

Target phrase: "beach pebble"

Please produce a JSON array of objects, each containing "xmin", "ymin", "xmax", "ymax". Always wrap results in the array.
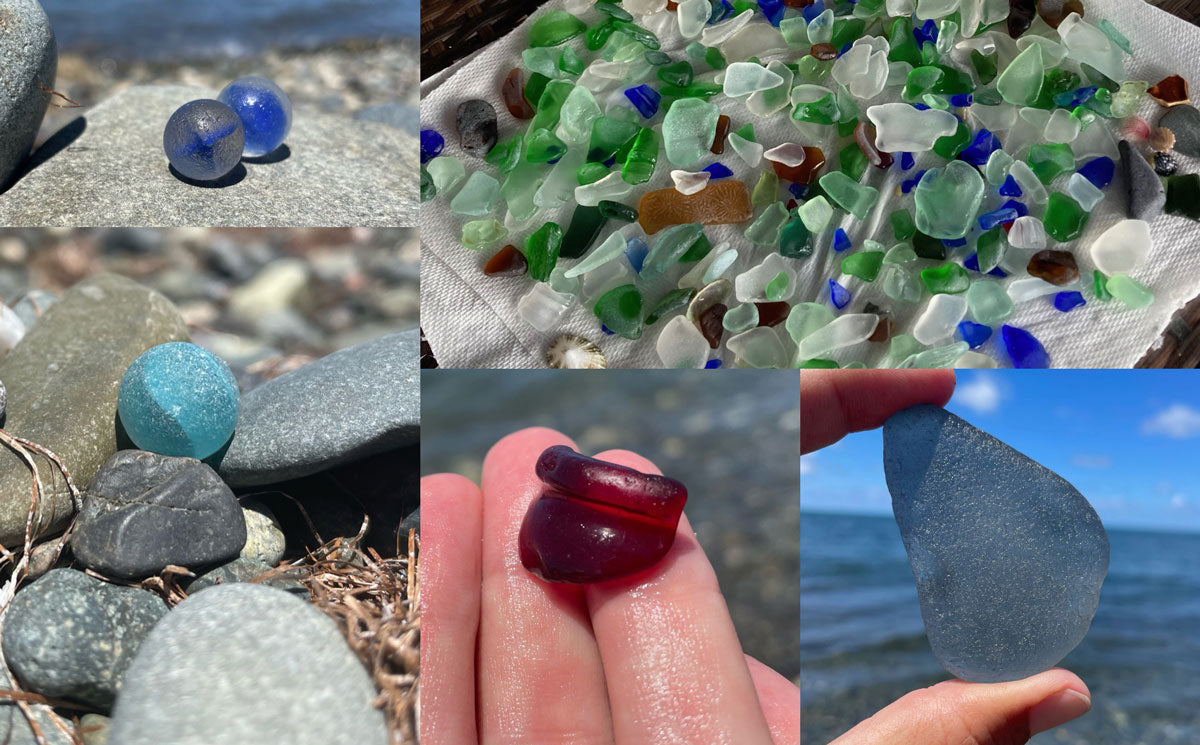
[
  {"xmin": 0, "ymin": 664, "xmax": 74, "ymax": 745},
  {"xmin": 0, "ymin": 304, "xmax": 27, "ymax": 354},
  {"xmin": 218, "ymin": 330, "xmax": 419, "ymax": 487},
  {"xmin": 0, "ymin": 0, "xmax": 57, "ymax": 188},
  {"xmin": 109, "ymin": 584, "xmax": 387, "ymax": 745},
  {"xmin": 1159, "ymin": 104, "xmax": 1200, "ymax": 157},
  {"xmin": 240, "ymin": 500, "xmax": 286, "ymax": 565},
  {"xmin": 71, "ymin": 451, "xmax": 247, "ymax": 580},
  {"xmin": 1119, "ymin": 140, "xmax": 1167, "ymax": 221},
  {"xmin": 9, "ymin": 288, "xmax": 58, "ymax": 328},
  {"xmin": 80, "ymin": 714, "xmax": 111, "ymax": 745},
  {"xmin": 0, "ymin": 274, "xmax": 189, "ymax": 547},
  {"xmin": 185, "ymin": 557, "xmax": 307, "ymax": 596},
  {"xmin": 2, "ymin": 569, "xmax": 167, "ymax": 710},
  {"xmin": 456, "ymin": 99, "xmax": 499, "ymax": 157}
]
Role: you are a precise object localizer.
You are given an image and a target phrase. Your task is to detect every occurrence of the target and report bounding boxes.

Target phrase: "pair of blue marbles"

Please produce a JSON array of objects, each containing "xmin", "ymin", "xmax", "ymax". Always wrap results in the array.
[{"xmin": 163, "ymin": 76, "xmax": 292, "ymax": 182}]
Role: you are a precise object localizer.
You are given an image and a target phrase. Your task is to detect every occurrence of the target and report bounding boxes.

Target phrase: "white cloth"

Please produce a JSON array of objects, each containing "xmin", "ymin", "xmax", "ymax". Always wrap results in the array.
[{"xmin": 421, "ymin": 0, "xmax": 1200, "ymax": 368}]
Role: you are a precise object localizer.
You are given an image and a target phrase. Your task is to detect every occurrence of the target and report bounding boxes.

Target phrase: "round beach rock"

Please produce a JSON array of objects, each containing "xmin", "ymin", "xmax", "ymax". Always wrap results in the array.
[
  {"xmin": 117, "ymin": 341, "xmax": 239, "ymax": 460},
  {"xmin": 108, "ymin": 583, "xmax": 387, "ymax": 745},
  {"xmin": 2, "ymin": 568, "xmax": 167, "ymax": 710},
  {"xmin": 0, "ymin": 0, "xmax": 56, "ymax": 189}
]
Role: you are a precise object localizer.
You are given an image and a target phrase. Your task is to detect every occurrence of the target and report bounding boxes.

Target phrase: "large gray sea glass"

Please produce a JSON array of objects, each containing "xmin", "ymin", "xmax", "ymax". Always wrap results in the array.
[{"xmin": 883, "ymin": 405, "xmax": 1109, "ymax": 683}]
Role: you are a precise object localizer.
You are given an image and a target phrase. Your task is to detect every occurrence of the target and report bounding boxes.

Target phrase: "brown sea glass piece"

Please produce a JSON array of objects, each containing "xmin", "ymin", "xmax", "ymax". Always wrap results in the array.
[
  {"xmin": 855, "ymin": 121, "xmax": 893, "ymax": 168},
  {"xmin": 666, "ymin": 0, "xmax": 678, "ymax": 10},
  {"xmin": 755, "ymin": 302, "xmax": 790, "ymax": 327},
  {"xmin": 483, "ymin": 244, "xmax": 528, "ymax": 276},
  {"xmin": 1148, "ymin": 75, "xmax": 1190, "ymax": 107},
  {"xmin": 784, "ymin": 0, "xmax": 814, "ymax": 6},
  {"xmin": 519, "ymin": 446, "xmax": 688, "ymax": 584},
  {"xmin": 1037, "ymin": 0, "xmax": 1083, "ymax": 29},
  {"xmin": 711, "ymin": 114, "xmax": 731, "ymax": 154},
  {"xmin": 810, "ymin": 43, "xmax": 838, "ymax": 61},
  {"xmin": 502, "ymin": 68, "xmax": 535, "ymax": 119},
  {"xmin": 869, "ymin": 317, "xmax": 894, "ymax": 342},
  {"xmin": 1026, "ymin": 249, "xmax": 1079, "ymax": 285},
  {"xmin": 637, "ymin": 179, "xmax": 754, "ymax": 234},
  {"xmin": 698, "ymin": 303, "xmax": 727, "ymax": 348},
  {"xmin": 770, "ymin": 146, "xmax": 826, "ymax": 184}
]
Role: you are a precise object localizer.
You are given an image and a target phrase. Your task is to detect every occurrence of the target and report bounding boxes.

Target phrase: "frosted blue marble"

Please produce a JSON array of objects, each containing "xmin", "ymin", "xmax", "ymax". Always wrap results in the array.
[
  {"xmin": 118, "ymin": 343, "xmax": 239, "ymax": 460},
  {"xmin": 883, "ymin": 405, "xmax": 1109, "ymax": 683},
  {"xmin": 162, "ymin": 99, "xmax": 245, "ymax": 181},
  {"xmin": 217, "ymin": 77, "xmax": 293, "ymax": 157}
]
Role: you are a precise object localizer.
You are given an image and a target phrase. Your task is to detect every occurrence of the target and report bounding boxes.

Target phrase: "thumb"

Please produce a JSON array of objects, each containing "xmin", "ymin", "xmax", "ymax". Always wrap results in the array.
[{"xmin": 831, "ymin": 669, "xmax": 1092, "ymax": 745}]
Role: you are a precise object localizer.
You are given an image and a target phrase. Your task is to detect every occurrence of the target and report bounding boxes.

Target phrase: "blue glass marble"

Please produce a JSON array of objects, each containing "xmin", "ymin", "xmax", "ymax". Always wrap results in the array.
[
  {"xmin": 787, "ymin": 182, "xmax": 808, "ymax": 199},
  {"xmin": 832, "ymin": 228, "xmax": 851, "ymax": 252},
  {"xmin": 117, "ymin": 342, "xmax": 239, "ymax": 460},
  {"xmin": 1054, "ymin": 291, "xmax": 1086, "ymax": 312},
  {"xmin": 828, "ymin": 279, "xmax": 850, "ymax": 309},
  {"xmin": 949, "ymin": 93, "xmax": 973, "ymax": 107},
  {"xmin": 1000, "ymin": 198, "xmax": 1028, "ymax": 218},
  {"xmin": 625, "ymin": 236, "xmax": 649, "ymax": 274},
  {"xmin": 802, "ymin": 3, "xmax": 825, "ymax": 22},
  {"xmin": 999, "ymin": 174, "xmax": 1022, "ymax": 197},
  {"xmin": 957, "ymin": 320, "xmax": 992, "ymax": 348},
  {"xmin": 217, "ymin": 76, "xmax": 293, "ymax": 157},
  {"xmin": 162, "ymin": 100, "xmax": 245, "ymax": 182},
  {"xmin": 758, "ymin": 0, "xmax": 784, "ymax": 25},
  {"xmin": 705, "ymin": 358, "xmax": 723, "ymax": 368},
  {"xmin": 1001, "ymin": 324, "xmax": 1050, "ymax": 368},
  {"xmin": 420, "ymin": 129, "xmax": 444, "ymax": 164},
  {"xmin": 1077, "ymin": 156, "xmax": 1115, "ymax": 189},
  {"xmin": 883, "ymin": 404, "xmax": 1109, "ymax": 683},
  {"xmin": 1052, "ymin": 85, "xmax": 1098, "ymax": 108},
  {"xmin": 703, "ymin": 162, "xmax": 733, "ymax": 179},
  {"xmin": 899, "ymin": 151, "xmax": 914, "ymax": 170},
  {"xmin": 978, "ymin": 206, "xmax": 1018, "ymax": 230},
  {"xmin": 941, "ymin": 236, "xmax": 967, "ymax": 248},
  {"xmin": 959, "ymin": 129, "xmax": 1001, "ymax": 166},
  {"xmin": 624, "ymin": 85, "xmax": 661, "ymax": 118}
]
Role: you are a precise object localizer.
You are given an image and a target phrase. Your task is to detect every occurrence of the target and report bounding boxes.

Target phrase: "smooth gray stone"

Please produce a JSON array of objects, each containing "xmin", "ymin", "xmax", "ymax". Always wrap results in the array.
[
  {"xmin": 0, "ymin": 274, "xmax": 189, "ymax": 546},
  {"xmin": 0, "ymin": 85, "xmax": 417, "ymax": 227},
  {"xmin": 9, "ymin": 288, "xmax": 57, "ymax": 328},
  {"xmin": 0, "ymin": 0, "xmax": 56, "ymax": 189},
  {"xmin": 72, "ymin": 451, "xmax": 246, "ymax": 580},
  {"xmin": 218, "ymin": 329, "xmax": 420, "ymax": 487},
  {"xmin": 883, "ymin": 405, "xmax": 1109, "ymax": 683},
  {"xmin": 109, "ymin": 584, "xmax": 387, "ymax": 745},
  {"xmin": 2, "ymin": 568, "xmax": 167, "ymax": 710},
  {"xmin": 185, "ymin": 557, "xmax": 307, "ymax": 597},
  {"xmin": 240, "ymin": 500, "xmax": 286, "ymax": 565},
  {"xmin": 356, "ymin": 102, "xmax": 419, "ymax": 136},
  {"xmin": 1119, "ymin": 139, "xmax": 1166, "ymax": 221},
  {"xmin": 0, "ymin": 663, "xmax": 73, "ymax": 745},
  {"xmin": 1159, "ymin": 104, "xmax": 1200, "ymax": 157},
  {"xmin": 79, "ymin": 714, "xmax": 110, "ymax": 745}
]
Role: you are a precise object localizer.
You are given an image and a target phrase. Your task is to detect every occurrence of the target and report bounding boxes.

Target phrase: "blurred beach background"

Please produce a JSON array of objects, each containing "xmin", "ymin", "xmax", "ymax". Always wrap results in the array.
[
  {"xmin": 801, "ymin": 370, "xmax": 1200, "ymax": 744},
  {"xmin": 36, "ymin": 0, "xmax": 418, "ymax": 144},
  {"xmin": 421, "ymin": 370, "xmax": 802, "ymax": 684}
]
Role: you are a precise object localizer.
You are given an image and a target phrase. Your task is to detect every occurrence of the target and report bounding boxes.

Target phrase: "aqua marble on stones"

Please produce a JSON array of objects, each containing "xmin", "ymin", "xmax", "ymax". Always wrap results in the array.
[
  {"xmin": 162, "ymin": 99, "xmax": 245, "ymax": 182},
  {"xmin": 118, "ymin": 342, "xmax": 239, "ymax": 460},
  {"xmin": 217, "ymin": 77, "xmax": 293, "ymax": 157},
  {"xmin": 883, "ymin": 405, "xmax": 1109, "ymax": 683}
]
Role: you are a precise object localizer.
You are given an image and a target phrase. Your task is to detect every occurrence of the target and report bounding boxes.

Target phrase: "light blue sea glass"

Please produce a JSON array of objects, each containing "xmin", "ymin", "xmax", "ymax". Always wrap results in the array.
[{"xmin": 118, "ymin": 342, "xmax": 240, "ymax": 460}]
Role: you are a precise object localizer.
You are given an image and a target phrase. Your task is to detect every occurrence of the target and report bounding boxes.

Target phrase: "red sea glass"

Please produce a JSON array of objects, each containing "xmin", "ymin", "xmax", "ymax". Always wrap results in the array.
[{"xmin": 518, "ymin": 446, "xmax": 688, "ymax": 584}]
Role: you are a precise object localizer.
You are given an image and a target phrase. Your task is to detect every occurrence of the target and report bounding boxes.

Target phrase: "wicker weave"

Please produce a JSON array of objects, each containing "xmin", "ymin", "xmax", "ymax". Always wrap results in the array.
[{"xmin": 420, "ymin": 0, "xmax": 1200, "ymax": 367}]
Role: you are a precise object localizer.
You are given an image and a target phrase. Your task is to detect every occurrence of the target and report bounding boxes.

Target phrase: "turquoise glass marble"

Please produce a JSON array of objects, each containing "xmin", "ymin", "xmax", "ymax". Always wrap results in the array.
[
  {"xmin": 118, "ymin": 342, "xmax": 239, "ymax": 460},
  {"xmin": 217, "ymin": 76, "xmax": 294, "ymax": 157},
  {"xmin": 162, "ymin": 100, "xmax": 245, "ymax": 181}
]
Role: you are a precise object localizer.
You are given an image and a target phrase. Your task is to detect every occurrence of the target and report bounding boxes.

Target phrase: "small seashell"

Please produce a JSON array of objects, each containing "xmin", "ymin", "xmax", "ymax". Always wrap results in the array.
[
  {"xmin": 1120, "ymin": 116, "xmax": 1151, "ymax": 142},
  {"xmin": 1148, "ymin": 126, "xmax": 1176, "ymax": 153},
  {"xmin": 546, "ymin": 334, "xmax": 607, "ymax": 369}
]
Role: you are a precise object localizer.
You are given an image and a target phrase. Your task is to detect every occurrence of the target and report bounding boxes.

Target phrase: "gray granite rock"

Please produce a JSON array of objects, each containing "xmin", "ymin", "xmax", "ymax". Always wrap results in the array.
[
  {"xmin": 357, "ymin": 103, "xmax": 419, "ymax": 135},
  {"xmin": 9, "ymin": 288, "xmax": 57, "ymax": 328},
  {"xmin": 240, "ymin": 500, "xmax": 286, "ymax": 565},
  {"xmin": 108, "ymin": 584, "xmax": 387, "ymax": 745},
  {"xmin": 185, "ymin": 557, "xmax": 307, "ymax": 596},
  {"xmin": 72, "ymin": 451, "xmax": 247, "ymax": 580},
  {"xmin": 0, "ymin": 663, "xmax": 73, "ymax": 745},
  {"xmin": 1119, "ymin": 139, "xmax": 1166, "ymax": 221},
  {"xmin": 0, "ymin": 274, "xmax": 189, "ymax": 546},
  {"xmin": 1160, "ymin": 104, "xmax": 1200, "ymax": 157},
  {"xmin": 0, "ymin": 0, "xmax": 56, "ymax": 189},
  {"xmin": 0, "ymin": 85, "xmax": 417, "ymax": 227},
  {"xmin": 79, "ymin": 714, "xmax": 110, "ymax": 745},
  {"xmin": 219, "ymin": 329, "xmax": 419, "ymax": 487},
  {"xmin": 2, "ymin": 568, "xmax": 167, "ymax": 710}
]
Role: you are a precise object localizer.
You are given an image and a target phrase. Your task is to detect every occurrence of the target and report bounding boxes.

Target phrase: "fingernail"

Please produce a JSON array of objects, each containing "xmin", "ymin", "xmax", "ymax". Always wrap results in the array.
[{"xmin": 1028, "ymin": 689, "xmax": 1092, "ymax": 734}]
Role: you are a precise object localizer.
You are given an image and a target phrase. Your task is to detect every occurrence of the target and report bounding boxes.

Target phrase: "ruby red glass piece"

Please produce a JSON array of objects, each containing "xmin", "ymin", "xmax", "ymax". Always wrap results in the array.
[{"xmin": 518, "ymin": 446, "xmax": 688, "ymax": 584}]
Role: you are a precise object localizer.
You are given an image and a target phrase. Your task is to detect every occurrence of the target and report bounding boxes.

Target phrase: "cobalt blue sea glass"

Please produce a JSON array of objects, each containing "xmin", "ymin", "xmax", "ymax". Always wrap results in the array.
[
  {"xmin": 163, "ymin": 99, "xmax": 245, "ymax": 181},
  {"xmin": 703, "ymin": 162, "xmax": 733, "ymax": 179},
  {"xmin": 883, "ymin": 404, "xmax": 1109, "ymax": 683},
  {"xmin": 118, "ymin": 342, "xmax": 239, "ymax": 460},
  {"xmin": 217, "ymin": 76, "xmax": 293, "ymax": 157},
  {"xmin": 957, "ymin": 320, "xmax": 992, "ymax": 348},
  {"xmin": 420, "ymin": 129, "xmax": 445, "ymax": 163},
  {"xmin": 828, "ymin": 278, "xmax": 850, "ymax": 309},
  {"xmin": 832, "ymin": 228, "xmax": 851, "ymax": 252},
  {"xmin": 1054, "ymin": 290, "xmax": 1086, "ymax": 312},
  {"xmin": 1001, "ymin": 324, "xmax": 1050, "ymax": 368},
  {"xmin": 624, "ymin": 84, "xmax": 661, "ymax": 118},
  {"xmin": 1077, "ymin": 156, "xmax": 1115, "ymax": 189},
  {"xmin": 978, "ymin": 206, "xmax": 1018, "ymax": 230},
  {"xmin": 959, "ymin": 129, "xmax": 1000, "ymax": 165},
  {"xmin": 999, "ymin": 174, "xmax": 1023, "ymax": 197}
]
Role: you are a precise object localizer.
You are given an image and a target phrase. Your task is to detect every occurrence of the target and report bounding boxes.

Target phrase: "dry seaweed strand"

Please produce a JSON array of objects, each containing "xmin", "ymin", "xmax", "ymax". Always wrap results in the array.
[{"xmin": 38, "ymin": 86, "xmax": 83, "ymax": 109}]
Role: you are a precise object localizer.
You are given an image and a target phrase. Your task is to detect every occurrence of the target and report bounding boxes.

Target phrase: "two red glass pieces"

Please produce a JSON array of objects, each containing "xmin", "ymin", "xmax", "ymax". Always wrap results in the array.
[{"xmin": 519, "ymin": 446, "xmax": 688, "ymax": 584}]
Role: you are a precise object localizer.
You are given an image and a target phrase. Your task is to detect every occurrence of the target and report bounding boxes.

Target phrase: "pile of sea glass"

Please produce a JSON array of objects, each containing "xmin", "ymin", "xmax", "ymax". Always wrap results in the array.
[{"xmin": 421, "ymin": 0, "xmax": 1200, "ymax": 369}]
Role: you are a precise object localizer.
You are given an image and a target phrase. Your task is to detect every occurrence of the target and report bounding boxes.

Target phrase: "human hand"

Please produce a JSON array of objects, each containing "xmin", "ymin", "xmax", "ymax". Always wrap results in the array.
[
  {"xmin": 802, "ymin": 370, "xmax": 1092, "ymax": 745},
  {"xmin": 420, "ymin": 427, "xmax": 800, "ymax": 745}
]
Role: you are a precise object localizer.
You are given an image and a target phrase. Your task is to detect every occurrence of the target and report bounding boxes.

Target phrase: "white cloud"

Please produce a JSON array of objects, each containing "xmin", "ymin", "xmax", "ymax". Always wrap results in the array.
[
  {"xmin": 1171, "ymin": 494, "xmax": 1188, "ymax": 510},
  {"xmin": 800, "ymin": 454, "xmax": 816, "ymax": 475},
  {"xmin": 1142, "ymin": 404, "xmax": 1200, "ymax": 438},
  {"xmin": 1070, "ymin": 454, "xmax": 1112, "ymax": 469},
  {"xmin": 954, "ymin": 376, "xmax": 1002, "ymax": 414}
]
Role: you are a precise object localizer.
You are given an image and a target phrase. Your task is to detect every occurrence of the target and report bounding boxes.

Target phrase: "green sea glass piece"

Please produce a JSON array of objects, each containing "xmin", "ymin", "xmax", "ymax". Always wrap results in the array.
[
  {"xmin": 764, "ymin": 271, "xmax": 790, "ymax": 301},
  {"xmin": 890, "ymin": 333, "xmax": 920, "ymax": 361},
  {"xmin": 529, "ymin": 80, "xmax": 573, "ymax": 133},
  {"xmin": 914, "ymin": 161, "xmax": 984, "ymax": 239},
  {"xmin": 427, "ymin": 156, "xmax": 465, "ymax": 197},
  {"xmin": 420, "ymin": 166, "xmax": 434, "ymax": 202},
  {"xmin": 658, "ymin": 61, "xmax": 693, "ymax": 87},
  {"xmin": 642, "ymin": 223, "xmax": 704, "ymax": 280},
  {"xmin": 621, "ymin": 127, "xmax": 659, "ymax": 185},
  {"xmin": 966, "ymin": 281, "xmax": 1014, "ymax": 325},
  {"xmin": 559, "ymin": 45, "xmax": 585, "ymax": 75},
  {"xmin": 1044, "ymin": 193, "xmax": 1088, "ymax": 242},
  {"xmin": 912, "ymin": 231, "xmax": 946, "ymax": 260},
  {"xmin": 461, "ymin": 219, "xmax": 507, "ymax": 250},
  {"xmin": 661, "ymin": 98, "xmax": 721, "ymax": 167},
  {"xmin": 819, "ymin": 171, "xmax": 879, "ymax": 220},
  {"xmin": 588, "ymin": 116, "xmax": 640, "ymax": 163},
  {"xmin": 525, "ymin": 221, "xmax": 564, "ymax": 281},
  {"xmin": 933, "ymin": 120, "xmax": 971, "ymax": 159},
  {"xmin": 842, "ymin": 251, "xmax": 885, "ymax": 281},
  {"xmin": 746, "ymin": 202, "xmax": 789, "ymax": 245},
  {"xmin": 1093, "ymin": 270, "xmax": 1112, "ymax": 301},
  {"xmin": 558, "ymin": 86, "xmax": 602, "ymax": 145},
  {"xmin": 780, "ymin": 219, "xmax": 812, "ymax": 259},
  {"xmin": 976, "ymin": 227, "xmax": 1005, "ymax": 273},
  {"xmin": 1028, "ymin": 143, "xmax": 1075, "ymax": 185},
  {"xmin": 486, "ymin": 134, "xmax": 524, "ymax": 174},
  {"xmin": 645, "ymin": 287, "xmax": 696, "ymax": 326},
  {"xmin": 921, "ymin": 263, "xmax": 970, "ymax": 294},
  {"xmin": 530, "ymin": 10, "xmax": 586, "ymax": 47},
  {"xmin": 838, "ymin": 142, "xmax": 868, "ymax": 181},
  {"xmin": 561, "ymin": 205, "xmax": 606, "ymax": 259},
  {"xmin": 577, "ymin": 162, "xmax": 609, "ymax": 185},
  {"xmin": 996, "ymin": 43, "xmax": 1043, "ymax": 106},
  {"xmin": 1105, "ymin": 274, "xmax": 1154, "ymax": 308},
  {"xmin": 525, "ymin": 128, "xmax": 567, "ymax": 163},
  {"xmin": 891, "ymin": 209, "xmax": 916, "ymax": 240},
  {"xmin": 791, "ymin": 85, "xmax": 839, "ymax": 125},
  {"xmin": 1165, "ymin": 174, "xmax": 1200, "ymax": 220},
  {"xmin": 593, "ymin": 284, "xmax": 643, "ymax": 339},
  {"xmin": 752, "ymin": 170, "xmax": 780, "ymax": 207},
  {"xmin": 449, "ymin": 171, "xmax": 500, "ymax": 216},
  {"xmin": 597, "ymin": 200, "xmax": 637, "ymax": 222},
  {"xmin": 799, "ymin": 196, "xmax": 834, "ymax": 232}
]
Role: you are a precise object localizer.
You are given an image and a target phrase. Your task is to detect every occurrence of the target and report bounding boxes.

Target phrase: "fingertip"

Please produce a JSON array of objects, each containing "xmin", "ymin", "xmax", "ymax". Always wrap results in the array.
[
  {"xmin": 801, "ymin": 369, "xmax": 958, "ymax": 453},
  {"xmin": 591, "ymin": 448, "xmax": 662, "ymax": 476},
  {"xmin": 481, "ymin": 426, "xmax": 575, "ymax": 482}
]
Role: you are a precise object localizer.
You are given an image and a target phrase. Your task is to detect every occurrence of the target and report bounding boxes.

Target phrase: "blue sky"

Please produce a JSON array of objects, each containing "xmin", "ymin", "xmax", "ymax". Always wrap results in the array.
[{"xmin": 801, "ymin": 371, "xmax": 1200, "ymax": 533}]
